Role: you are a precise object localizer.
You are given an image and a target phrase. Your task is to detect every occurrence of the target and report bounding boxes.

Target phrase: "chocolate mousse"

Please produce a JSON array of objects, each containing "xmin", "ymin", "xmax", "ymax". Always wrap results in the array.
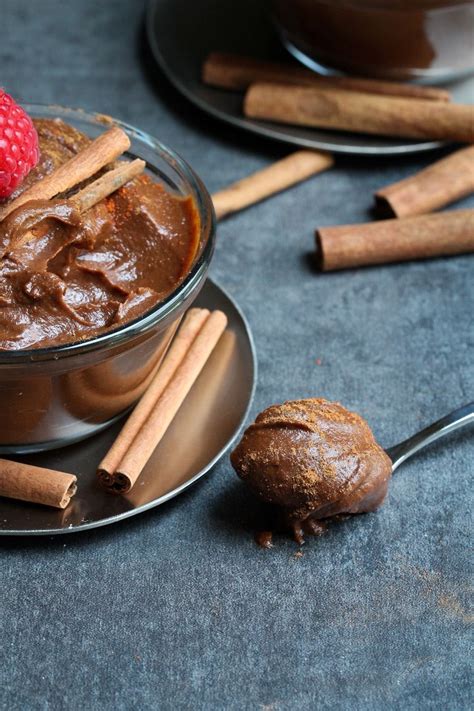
[
  {"xmin": 273, "ymin": 0, "xmax": 474, "ymax": 81},
  {"xmin": 231, "ymin": 398, "xmax": 392, "ymax": 544},
  {"xmin": 0, "ymin": 118, "xmax": 201, "ymax": 350}
]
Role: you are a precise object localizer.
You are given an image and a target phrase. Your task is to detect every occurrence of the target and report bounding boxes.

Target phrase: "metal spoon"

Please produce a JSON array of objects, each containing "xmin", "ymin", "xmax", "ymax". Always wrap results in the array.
[{"xmin": 385, "ymin": 402, "xmax": 474, "ymax": 472}]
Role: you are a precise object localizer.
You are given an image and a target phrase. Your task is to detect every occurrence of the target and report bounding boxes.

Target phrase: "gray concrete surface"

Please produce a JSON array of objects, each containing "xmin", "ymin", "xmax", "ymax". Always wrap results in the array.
[{"xmin": 0, "ymin": 1, "xmax": 472, "ymax": 709}]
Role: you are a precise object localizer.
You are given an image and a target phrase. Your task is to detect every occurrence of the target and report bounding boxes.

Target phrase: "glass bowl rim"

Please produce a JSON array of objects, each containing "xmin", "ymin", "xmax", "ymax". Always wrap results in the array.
[
  {"xmin": 0, "ymin": 103, "xmax": 216, "ymax": 365},
  {"xmin": 274, "ymin": 0, "xmax": 474, "ymax": 11}
]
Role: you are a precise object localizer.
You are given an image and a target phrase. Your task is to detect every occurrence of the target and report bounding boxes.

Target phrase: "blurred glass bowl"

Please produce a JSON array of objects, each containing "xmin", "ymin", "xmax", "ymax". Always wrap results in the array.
[{"xmin": 273, "ymin": 0, "xmax": 474, "ymax": 81}]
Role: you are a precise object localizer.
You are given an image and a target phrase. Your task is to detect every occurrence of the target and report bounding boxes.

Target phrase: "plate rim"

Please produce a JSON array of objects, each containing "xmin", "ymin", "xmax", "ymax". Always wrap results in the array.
[
  {"xmin": 0, "ymin": 277, "xmax": 257, "ymax": 537},
  {"xmin": 145, "ymin": 0, "xmax": 446, "ymax": 157}
]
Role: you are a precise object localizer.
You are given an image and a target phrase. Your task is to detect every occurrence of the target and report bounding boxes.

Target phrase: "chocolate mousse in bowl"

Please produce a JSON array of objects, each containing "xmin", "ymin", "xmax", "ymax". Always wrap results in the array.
[
  {"xmin": 273, "ymin": 0, "xmax": 474, "ymax": 81},
  {"xmin": 0, "ymin": 105, "xmax": 215, "ymax": 453}
]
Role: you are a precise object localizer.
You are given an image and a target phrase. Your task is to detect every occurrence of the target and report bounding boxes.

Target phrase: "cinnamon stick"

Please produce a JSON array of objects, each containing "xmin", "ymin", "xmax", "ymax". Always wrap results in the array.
[
  {"xmin": 98, "ymin": 310, "xmax": 228, "ymax": 493},
  {"xmin": 375, "ymin": 146, "xmax": 474, "ymax": 218},
  {"xmin": 71, "ymin": 159, "xmax": 145, "ymax": 212},
  {"xmin": 244, "ymin": 83, "xmax": 474, "ymax": 143},
  {"xmin": 212, "ymin": 150, "xmax": 333, "ymax": 220},
  {"xmin": 0, "ymin": 459, "xmax": 77, "ymax": 509},
  {"xmin": 203, "ymin": 52, "xmax": 451, "ymax": 103},
  {"xmin": 97, "ymin": 307, "xmax": 210, "ymax": 485},
  {"xmin": 2, "ymin": 159, "xmax": 146, "ymax": 255},
  {"xmin": 316, "ymin": 209, "xmax": 474, "ymax": 271},
  {"xmin": 0, "ymin": 126, "xmax": 131, "ymax": 221},
  {"xmin": 126, "ymin": 329, "xmax": 237, "ymax": 507}
]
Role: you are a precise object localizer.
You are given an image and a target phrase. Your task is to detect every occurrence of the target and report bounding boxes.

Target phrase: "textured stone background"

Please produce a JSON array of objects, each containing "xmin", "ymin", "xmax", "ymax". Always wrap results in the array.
[{"xmin": 0, "ymin": 1, "xmax": 473, "ymax": 709}]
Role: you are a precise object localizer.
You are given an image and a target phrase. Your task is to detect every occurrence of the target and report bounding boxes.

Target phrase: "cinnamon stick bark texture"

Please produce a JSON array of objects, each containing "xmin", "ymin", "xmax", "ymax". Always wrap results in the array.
[
  {"xmin": 0, "ymin": 459, "xmax": 77, "ymax": 509},
  {"xmin": 98, "ymin": 307, "xmax": 209, "ymax": 482},
  {"xmin": 71, "ymin": 158, "xmax": 145, "ymax": 212},
  {"xmin": 203, "ymin": 52, "xmax": 451, "ymax": 102},
  {"xmin": 316, "ymin": 209, "xmax": 474, "ymax": 271},
  {"xmin": 98, "ymin": 309, "xmax": 228, "ymax": 494},
  {"xmin": 244, "ymin": 83, "xmax": 474, "ymax": 143},
  {"xmin": 0, "ymin": 126, "xmax": 131, "ymax": 221},
  {"xmin": 375, "ymin": 146, "xmax": 474, "ymax": 217},
  {"xmin": 212, "ymin": 150, "xmax": 333, "ymax": 220}
]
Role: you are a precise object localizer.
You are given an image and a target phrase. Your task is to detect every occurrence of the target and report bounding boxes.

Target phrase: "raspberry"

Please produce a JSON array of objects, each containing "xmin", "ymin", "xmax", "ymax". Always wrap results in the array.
[{"xmin": 0, "ymin": 89, "xmax": 39, "ymax": 199}]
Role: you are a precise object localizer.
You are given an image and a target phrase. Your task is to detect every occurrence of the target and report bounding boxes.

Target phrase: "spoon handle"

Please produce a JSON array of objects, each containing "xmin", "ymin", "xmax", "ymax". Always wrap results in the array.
[{"xmin": 386, "ymin": 402, "xmax": 474, "ymax": 472}]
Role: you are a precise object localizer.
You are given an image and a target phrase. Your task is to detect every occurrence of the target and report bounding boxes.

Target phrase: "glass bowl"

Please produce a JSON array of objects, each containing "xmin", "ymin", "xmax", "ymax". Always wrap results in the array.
[
  {"xmin": 0, "ymin": 105, "xmax": 216, "ymax": 454},
  {"xmin": 272, "ymin": 0, "xmax": 474, "ymax": 82}
]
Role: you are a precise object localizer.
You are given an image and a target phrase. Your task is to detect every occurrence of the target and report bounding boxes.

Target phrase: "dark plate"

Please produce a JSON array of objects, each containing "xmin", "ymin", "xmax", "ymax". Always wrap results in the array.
[
  {"xmin": 146, "ymin": 0, "xmax": 474, "ymax": 156},
  {"xmin": 0, "ymin": 279, "xmax": 256, "ymax": 536}
]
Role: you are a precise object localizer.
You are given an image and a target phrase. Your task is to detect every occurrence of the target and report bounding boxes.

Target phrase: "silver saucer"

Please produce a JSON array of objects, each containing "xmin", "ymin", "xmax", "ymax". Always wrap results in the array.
[
  {"xmin": 0, "ymin": 279, "xmax": 256, "ymax": 536},
  {"xmin": 146, "ymin": 0, "xmax": 474, "ymax": 156}
]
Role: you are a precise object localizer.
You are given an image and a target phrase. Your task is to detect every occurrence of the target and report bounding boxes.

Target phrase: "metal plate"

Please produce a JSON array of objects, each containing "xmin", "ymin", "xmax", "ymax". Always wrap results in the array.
[
  {"xmin": 0, "ymin": 279, "xmax": 256, "ymax": 536},
  {"xmin": 146, "ymin": 0, "xmax": 474, "ymax": 156}
]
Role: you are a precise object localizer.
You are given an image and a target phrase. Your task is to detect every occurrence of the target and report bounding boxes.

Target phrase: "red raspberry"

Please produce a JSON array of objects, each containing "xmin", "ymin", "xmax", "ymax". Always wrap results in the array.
[{"xmin": 0, "ymin": 89, "xmax": 39, "ymax": 199}]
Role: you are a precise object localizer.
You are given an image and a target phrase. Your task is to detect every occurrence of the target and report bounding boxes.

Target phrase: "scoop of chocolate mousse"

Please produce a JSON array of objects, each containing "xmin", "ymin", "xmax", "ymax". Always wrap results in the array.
[{"xmin": 231, "ymin": 398, "xmax": 392, "ymax": 544}]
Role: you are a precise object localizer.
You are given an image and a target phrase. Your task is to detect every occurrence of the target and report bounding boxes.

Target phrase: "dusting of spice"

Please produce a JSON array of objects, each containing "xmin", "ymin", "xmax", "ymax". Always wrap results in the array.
[{"xmin": 231, "ymin": 398, "xmax": 392, "ymax": 545}]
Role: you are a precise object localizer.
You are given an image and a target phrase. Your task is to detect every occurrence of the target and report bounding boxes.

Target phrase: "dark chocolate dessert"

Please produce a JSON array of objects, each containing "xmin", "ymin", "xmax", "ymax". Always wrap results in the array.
[
  {"xmin": 231, "ymin": 398, "xmax": 392, "ymax": 543},
  {"xmin": 0, "ymin": 118, "xmax": 200, "ymax": 350}
]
